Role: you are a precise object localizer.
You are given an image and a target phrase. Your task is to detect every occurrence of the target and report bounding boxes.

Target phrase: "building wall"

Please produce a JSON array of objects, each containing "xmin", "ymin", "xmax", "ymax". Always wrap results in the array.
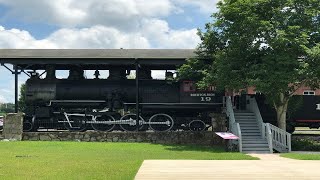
[{"xmin": 245, "ymin": 86, "xmax": 320, "ymax": 96}]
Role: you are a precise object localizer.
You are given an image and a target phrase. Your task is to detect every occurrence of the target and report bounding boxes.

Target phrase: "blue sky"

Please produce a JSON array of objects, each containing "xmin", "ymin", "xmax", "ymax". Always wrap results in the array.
[{"xmin": 0, "ymin": 0, "xmax": 219, "ymax": 103}]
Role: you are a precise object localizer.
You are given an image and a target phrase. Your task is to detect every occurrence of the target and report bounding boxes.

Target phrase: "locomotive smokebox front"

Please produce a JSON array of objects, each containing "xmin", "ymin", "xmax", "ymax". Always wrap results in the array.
[{"xmin": 25, "ymin": 79, "xmax": 57, "ymax": 105}]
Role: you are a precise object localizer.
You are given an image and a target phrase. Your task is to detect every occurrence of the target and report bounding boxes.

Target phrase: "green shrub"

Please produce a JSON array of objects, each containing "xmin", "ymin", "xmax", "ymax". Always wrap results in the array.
[{"xmin": 292, "ymin": 138, "xmax": 320, "ymax": 151}]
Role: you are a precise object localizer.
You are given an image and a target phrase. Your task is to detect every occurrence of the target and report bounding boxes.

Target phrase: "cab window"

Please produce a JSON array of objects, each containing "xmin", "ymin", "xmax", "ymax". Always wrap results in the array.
[{"xmin": 183, "ymin": 81, "xmax": 196, "ymax": 92}]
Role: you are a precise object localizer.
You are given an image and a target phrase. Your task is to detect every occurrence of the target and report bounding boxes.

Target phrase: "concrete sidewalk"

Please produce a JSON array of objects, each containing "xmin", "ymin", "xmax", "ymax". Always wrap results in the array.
[{"xmin": 135, "ymin": 154, "xmax": 320, "ymax": 180}]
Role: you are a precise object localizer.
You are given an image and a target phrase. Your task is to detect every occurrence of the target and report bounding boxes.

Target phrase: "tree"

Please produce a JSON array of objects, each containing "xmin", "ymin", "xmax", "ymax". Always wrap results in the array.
[
  {"xmin": 0, "ymin": 103, "xmax": 15, "ymax": 113},
  {"xmin": 18, "ymin": 83, "xmax": 26, "ymax": 112},
  {"xmin": 179, "ymin": 0, "xmax": 320, "ymax": 130}
]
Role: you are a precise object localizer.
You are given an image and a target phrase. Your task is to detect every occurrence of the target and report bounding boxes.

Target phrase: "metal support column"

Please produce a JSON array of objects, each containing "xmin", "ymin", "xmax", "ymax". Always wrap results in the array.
[
  {"xmin": 14, "ymin": 65, "xmax": 19, "ymax": 113},
  {"xmin": 135, "ymin": 60, "xmax": 140, "ymax": 131}
]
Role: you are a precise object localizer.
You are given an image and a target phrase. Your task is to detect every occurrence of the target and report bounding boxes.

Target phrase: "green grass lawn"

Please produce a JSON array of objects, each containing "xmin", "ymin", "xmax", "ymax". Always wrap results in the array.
[
  {"xmin": 281, "ymin": 153, "xmax": 320, "ymax": 160},
  {"xmin": 0, "ymin": 141, "xmax": 257, "ymax": 180}
]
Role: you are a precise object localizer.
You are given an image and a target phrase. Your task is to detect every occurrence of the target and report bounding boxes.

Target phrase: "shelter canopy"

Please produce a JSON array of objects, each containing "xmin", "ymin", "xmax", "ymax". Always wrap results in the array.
[{"xmin": 0, "ymin": 49, "xmax": 197, "ymax": 70}]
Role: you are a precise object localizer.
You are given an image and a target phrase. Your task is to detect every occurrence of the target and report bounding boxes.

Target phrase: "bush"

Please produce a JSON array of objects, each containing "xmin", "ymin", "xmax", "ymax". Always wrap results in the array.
[{"xmin": 292, "ymin": 138, "xmax": 320, "ymax": 151}]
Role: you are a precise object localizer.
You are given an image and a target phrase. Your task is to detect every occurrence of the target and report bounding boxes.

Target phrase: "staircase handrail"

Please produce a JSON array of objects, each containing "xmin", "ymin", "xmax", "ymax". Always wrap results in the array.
[
  {"xmin": 225, "ymin": 96, "xmax": 242, "ymax": 152},
  {"xmin": 247, "ymin": 96, "xmax": 265, "ymax": 138},
  {"xmin": 267, "ymin": 123, "xmax": 292, "ymax": 152},
  {"xmin": 236, "ymin": 123, "xmax": 242, "ymax": 152},
  {"xmin": 265, "ymin": 123, "xmax": 273, "ymax": 153}
]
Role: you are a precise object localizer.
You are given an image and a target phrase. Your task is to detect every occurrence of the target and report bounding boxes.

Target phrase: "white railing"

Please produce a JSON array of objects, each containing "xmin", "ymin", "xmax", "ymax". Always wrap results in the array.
[
  {"xmin": 268, "ymin": 123, "xmax": 292, "ymax": 152},
  {"xmin": 246, "ymin": 96, "xmax": 264, "ymax": 137},
  {"xmin": 225, "ymin": 96, "xmax": 242, "ymax": 152},
  {"xmin": 261, "ymin": 123, "xmax": 273, "ymax": 153}
]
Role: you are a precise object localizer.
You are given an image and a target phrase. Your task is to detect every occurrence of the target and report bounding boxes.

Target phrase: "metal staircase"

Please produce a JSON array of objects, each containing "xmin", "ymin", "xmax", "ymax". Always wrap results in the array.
[
  {"xmin": 225, "ymin": 96, "xmax": 291, "ymax": 154},
  {"xmin": 234, "ymin": 111, "xmax": 270, "ymax": 153}
]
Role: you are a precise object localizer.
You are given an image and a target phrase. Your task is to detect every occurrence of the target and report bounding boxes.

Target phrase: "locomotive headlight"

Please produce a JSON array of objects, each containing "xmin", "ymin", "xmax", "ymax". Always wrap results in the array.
[{"xmin": 316, "ymin": 104, "xmax": 320, "ymax": 110}]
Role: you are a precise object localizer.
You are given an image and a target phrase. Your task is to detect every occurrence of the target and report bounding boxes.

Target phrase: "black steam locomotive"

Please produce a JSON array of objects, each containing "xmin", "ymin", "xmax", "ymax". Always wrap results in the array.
[
  {"xmin": 23, "ymin": 65, "xmax": 224, "ymax": 132},
  {"xmin": 23, "ymin": 66, "xmax": 320, "ymax": 133}
]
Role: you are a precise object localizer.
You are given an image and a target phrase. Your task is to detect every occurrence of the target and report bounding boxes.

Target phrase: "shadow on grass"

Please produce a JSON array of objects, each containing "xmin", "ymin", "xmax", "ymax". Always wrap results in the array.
[{"xmin": 155, "ymin": 143, "xmax": 228, "ymax": 153}]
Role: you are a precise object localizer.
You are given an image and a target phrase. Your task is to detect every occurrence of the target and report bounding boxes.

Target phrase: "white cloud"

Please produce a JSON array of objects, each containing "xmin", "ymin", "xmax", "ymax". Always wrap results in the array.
[
  {"xmin": 0, "ymin": 0, "xmax": 217, "ymax": 29},
  {"xmin": 47, "ymin": 26, "xmax": 150, "ymax": 49},
  {"xmin": 142, "ymin": 19, "xmax": 200, "ymax": 48},
  {"xmin": 173, "ymin": 0, "xmax": 219, "ymax": 13},
  {"xmin": 0, "ymin": 0, "xmax": 177, "ymax": 31},
  {"xmin": 0, "ymin": 27, "xmax": 57, "ymax": 48},
  {"xmin": 0, "ymin": 24, "xmax": 199, "ymax": 49}
]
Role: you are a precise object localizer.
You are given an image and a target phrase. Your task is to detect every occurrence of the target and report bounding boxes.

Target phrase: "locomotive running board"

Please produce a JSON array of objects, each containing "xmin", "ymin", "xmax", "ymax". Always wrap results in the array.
[
  {"xmin": 48, "ymin": 100, "xmax": 106, "ymax": 106},
  {"xmin": 124, "ymin": 103, "xmax": 223, "ymax": 105}
]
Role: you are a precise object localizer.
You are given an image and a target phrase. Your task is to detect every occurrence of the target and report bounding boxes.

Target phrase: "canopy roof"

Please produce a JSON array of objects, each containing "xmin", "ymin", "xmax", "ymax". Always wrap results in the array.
[{"xmin": 0, "ymin": 49, "xmax": 197, "ymax": 70}]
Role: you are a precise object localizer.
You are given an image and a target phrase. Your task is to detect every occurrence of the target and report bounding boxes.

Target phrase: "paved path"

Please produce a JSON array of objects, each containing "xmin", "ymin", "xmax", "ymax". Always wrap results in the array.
[{"xmin": 135, "ymin": 154, "xmax": 320, "ymax": 180}]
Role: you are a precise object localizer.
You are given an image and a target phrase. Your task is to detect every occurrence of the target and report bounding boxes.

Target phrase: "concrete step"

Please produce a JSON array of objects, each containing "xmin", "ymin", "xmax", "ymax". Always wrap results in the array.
[
  {"xmin": 240, "ymin": 123, "xmax": 258, "ymax": 125},
  {"xmin": 235, "ymin": 114, "xmax": 255, "ymax": 117},
  {"xmin": 242, "ymin": 136, "xmax": 262, "ymax": 139},
  {"xmin": 234, "ymin": 111, "xmax": 252, "ymax": 113},
  {"xmin": 241, "ymin": 128, "xmax": 260, "ymax": 131},
  {"xmin": 235, "ymin": 118, "xmax": 256, "ymax": 121},
  {"xmin": 238, "ymin": 123, "xmax": 258, "ymax": 125},
  {"xmin": 242, "ymin": 147, "xmax": 270, "ymax": 151},
  {"xmin": 235, "ymin": 116, "xmax": 256, "ymax": 120},
  {"xmin": 242, "ymin": 136, "xmax": 262, "ymax": 138},
  {"xmin": 242, "ymin": 132, "xmax": 261, "ymax": 136},
  {"xmin": 241, "ymin": 129, "xmax": 260, "ymax": 133},
  {"xmin": 237, "ymin": 121, "xmax": 257, "ymax": 124},
  {"xmin": 242, "ymin": 140, "xmax": 267, "ymax": 144},
  {"xmin": 235, "ymin": 115, "xmax": 255, "ymax": 118},
  {"xmin": 236, "ymin": 119, "xmax": 258, "ymax": 125},
  {"xmin": 243, "ymin": 151, "xmax": 271, "ymax": 154},
  {"xmin": 240, "ymin": 126, "xmax": 260, "ymax": 130},
  {"xmin": 238, "ymin": 125, "xmax": 259, "ymax": 128},
  {"xmin": 235, "ymin": 114, "xmax": 255, "ymax": 116},
  {"xmin": 242, "ymin": 144, "xmax": 269, "ymax": 148},
  {"xmin": 241, "ymin": 137, "xmax": 263, "ymax": 141}
]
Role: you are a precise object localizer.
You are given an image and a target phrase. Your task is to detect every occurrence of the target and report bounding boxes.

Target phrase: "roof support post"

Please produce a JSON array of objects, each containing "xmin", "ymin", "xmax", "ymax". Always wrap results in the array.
[
  {"xmin": 135, "ymin": 59, "xmax": 140, "ymax": 131},
  {"xmin": 14, "ymin": 65, "xmax": 19, "ymax": 113}
]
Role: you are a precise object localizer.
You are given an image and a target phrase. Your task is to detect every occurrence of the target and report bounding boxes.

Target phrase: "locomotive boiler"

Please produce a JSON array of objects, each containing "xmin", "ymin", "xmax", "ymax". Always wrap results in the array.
[{"xmin": 23, "ymin": 65, "xmax": 224, "ymax": 132}]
